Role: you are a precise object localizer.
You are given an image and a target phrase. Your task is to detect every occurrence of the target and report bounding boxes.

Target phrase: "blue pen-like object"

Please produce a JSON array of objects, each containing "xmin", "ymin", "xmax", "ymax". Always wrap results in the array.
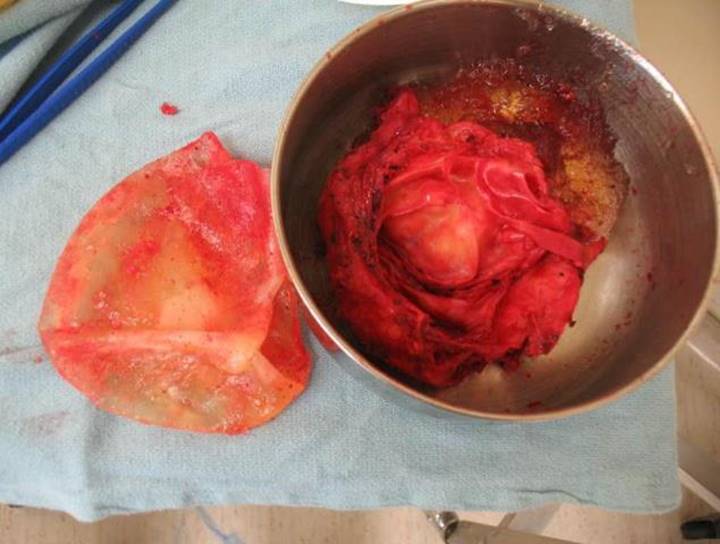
[
  {"xmin": 0, "ymin": 0, "xmax": 177, "ymax": 166},
  {"xmin": 0, "ymin": 0, "xmax": 145, "ymax": 140}
]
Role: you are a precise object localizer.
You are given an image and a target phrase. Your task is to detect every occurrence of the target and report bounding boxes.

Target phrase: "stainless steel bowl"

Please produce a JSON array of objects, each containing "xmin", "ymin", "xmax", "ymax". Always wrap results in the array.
[{"xmin": 271, "ymin": 0, "xmax": 720, "ymax": 420}]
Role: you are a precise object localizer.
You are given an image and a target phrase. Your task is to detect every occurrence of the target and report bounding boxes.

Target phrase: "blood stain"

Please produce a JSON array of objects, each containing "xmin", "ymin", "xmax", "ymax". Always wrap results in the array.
[{"xmin": 160, "ymin": 102, "xmax": 179, "ymax": 116}]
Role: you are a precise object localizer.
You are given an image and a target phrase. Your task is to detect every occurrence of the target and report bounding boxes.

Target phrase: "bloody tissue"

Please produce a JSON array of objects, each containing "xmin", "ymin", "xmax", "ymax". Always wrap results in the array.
[{"xmin": 319, "ymin": 89, "xmax": 605, "ymax": 387}]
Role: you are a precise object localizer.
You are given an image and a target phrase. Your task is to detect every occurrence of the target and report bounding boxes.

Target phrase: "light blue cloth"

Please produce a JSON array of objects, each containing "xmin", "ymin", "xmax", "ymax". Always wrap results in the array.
[{"xmin": 0, "ymin": 0, "xmax": 680, "ymax": 522}]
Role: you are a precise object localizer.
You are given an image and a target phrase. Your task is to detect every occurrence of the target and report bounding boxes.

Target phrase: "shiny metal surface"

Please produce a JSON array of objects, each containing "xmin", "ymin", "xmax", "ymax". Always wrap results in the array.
[
  {"xmin": 272, "ymin": 0, "xmax": 720, "ymax": 420},
  {"xmin": 426, "ymin": 508, "xmax": 575, "ymax": 543},
  {"xmin": 443, "ymin": 521, "xmax": 577, "ymax": 543},
  {"xmin": 426, "ymin": 511, "xmax": 459, "ymax": 540}
]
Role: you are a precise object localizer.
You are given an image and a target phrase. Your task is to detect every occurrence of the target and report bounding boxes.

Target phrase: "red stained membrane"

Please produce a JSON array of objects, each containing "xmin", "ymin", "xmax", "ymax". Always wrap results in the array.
[
  {"xmin": 38, "ymin": 133, "xmax": 311, "ymax": 434},
  {"xmin": 319, "ymin": 90, "xmax": 605, "ymax": 387}
]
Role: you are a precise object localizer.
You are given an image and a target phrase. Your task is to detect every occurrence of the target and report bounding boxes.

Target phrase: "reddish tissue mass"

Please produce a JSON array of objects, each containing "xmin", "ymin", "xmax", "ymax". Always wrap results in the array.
[
  {"xmin": 319, "ymin": 89, "xmax": 605, "ymax": 387},
  {"xmin": 39, "ymin": 133, "xmax": 311, "ymax": 434},
  {"xmin": 160, "ymin": 102, "xmax": 179, "ymax": 115}
]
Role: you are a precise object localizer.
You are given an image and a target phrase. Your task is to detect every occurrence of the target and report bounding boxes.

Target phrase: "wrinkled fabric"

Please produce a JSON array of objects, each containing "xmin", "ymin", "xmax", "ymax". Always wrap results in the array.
[
  {"xmin": 0, "ymin": 0, "xmax": 89, "ymax": 43},
  {"xmin": 0, "ymin": 10, "xmax": 81, "ymax": 110},
  {"xmin": 0, "ymin": 0, "xmax": 679, "ymax": 522}
]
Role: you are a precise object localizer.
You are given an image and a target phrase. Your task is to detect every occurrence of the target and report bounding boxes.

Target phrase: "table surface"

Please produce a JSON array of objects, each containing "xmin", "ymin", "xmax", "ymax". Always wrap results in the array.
[{"xmin": 1, "ymin": 0, "xmax": 719, "ymax": 542}]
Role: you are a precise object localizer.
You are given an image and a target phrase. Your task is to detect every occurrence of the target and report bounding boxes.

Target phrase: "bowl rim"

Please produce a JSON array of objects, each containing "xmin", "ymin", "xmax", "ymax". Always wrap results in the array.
[{"xmin": 271, "ymin": 0, "xmax": 720, "ymax": 421}]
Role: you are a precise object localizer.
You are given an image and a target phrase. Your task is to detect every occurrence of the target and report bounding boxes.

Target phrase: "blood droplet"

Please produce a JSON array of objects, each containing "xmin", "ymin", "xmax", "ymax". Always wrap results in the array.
[{"xmin": 160, "ymin": 102, "xmax": 179, "ymax": 116}]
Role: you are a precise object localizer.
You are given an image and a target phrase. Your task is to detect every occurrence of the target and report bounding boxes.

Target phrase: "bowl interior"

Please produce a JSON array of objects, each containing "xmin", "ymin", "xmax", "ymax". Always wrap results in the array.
[{"xmin": 273, "ymin": 0, "xmax": 718, "ymax": 418}]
